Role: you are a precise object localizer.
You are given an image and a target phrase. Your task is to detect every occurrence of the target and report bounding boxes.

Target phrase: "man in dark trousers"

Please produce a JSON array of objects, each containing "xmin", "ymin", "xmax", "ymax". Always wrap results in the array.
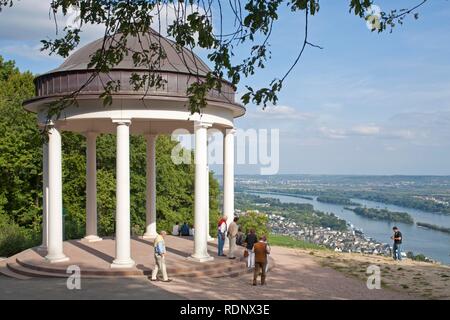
[
  {"xmin": 252, "ymin": 235, "xmax": 270, "ymax": 286},
  {"xmin": 391, "ymin": 226, "xmax": 403, "ymax": 261}
]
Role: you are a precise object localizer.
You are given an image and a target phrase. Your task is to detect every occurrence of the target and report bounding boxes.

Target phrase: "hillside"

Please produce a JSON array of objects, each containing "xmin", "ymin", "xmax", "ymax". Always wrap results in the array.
[{"xmin": 312, "ymin": 249, "xmax": 450, "ymax": 299}]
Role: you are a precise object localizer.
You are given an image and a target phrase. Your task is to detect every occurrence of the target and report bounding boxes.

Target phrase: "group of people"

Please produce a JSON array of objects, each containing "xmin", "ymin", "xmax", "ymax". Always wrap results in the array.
[
  {"xmin": 171, "ymin": 222, "xmax": 194, "ymax": 237},
  {"xmin": 216, "ymin": 215, "xmax": 270, "ymax": 286}
]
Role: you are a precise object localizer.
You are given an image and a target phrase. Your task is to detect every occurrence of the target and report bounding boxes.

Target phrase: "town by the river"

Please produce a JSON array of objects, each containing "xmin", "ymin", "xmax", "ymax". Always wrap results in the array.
[{"xmin": 248, "ymin": 192, "xmax": 450, "ymax": 265}]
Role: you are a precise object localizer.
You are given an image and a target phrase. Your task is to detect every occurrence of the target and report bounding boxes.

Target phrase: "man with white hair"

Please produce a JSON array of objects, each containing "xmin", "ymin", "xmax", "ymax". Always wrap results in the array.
[{"xmin": 150, "ymin": 231, "xmax": 172, "ymax": 282}]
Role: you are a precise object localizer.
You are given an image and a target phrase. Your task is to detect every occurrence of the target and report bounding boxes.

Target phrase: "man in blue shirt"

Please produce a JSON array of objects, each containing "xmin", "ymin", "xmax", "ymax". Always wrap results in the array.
[
  {"xmin": 180, "ymin": 222, "xmax": 190, "ymax": 236},
  {"xmin": 150, "ymin": 231, "xmax": 172, "ymax": 282}
]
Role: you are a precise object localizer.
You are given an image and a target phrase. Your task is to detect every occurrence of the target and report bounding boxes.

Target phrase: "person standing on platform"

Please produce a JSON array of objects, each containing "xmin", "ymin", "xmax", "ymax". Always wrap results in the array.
[
  {"xmin": 245, "ymin": 229, "xmax": 258, "ymax": 268},
  {"xmin": 227, "ymin": 217, "xmax": 239, "ymax": 259},
  {"xmin": 217, "ymin": 215, "xmax": 228, "ymax": 256},
  {"xmin": 253, "ymin": 235, "xmax": 270, "ymax": 286}
]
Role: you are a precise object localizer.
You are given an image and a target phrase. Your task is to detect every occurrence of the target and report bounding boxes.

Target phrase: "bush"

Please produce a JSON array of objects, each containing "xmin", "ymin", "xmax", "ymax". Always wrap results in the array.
[
  {"xmin": 237, "ymin": 211, "xmax": 269, "ymax": 238},
  {"xmin": 0, "ymin": 219, "xmax": 40, "ymax": 257}
]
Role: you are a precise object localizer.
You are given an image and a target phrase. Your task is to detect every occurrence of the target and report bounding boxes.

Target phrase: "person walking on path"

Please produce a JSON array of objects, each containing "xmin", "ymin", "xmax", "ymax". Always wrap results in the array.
[
  {"xmin": 151, "ymin": 231, "xmax": 172, "ymax": 282},
  {"xmin": 253, "ymin": 235, "xmax": 270, "ymax": 286},
  {"xmin": 227, "ymin": 217, "xmax": 239, "ymax": 259},
  {"xmin": 217, "ymin": 216, "xmax": 228, "ymax": 256},
  {"xmin": 391, "ymin": 226, "xmax": 403, "ymax": 261},
  {"xmin": 244, "ymin": 229, "xmax": 258, "ymax": 268}
]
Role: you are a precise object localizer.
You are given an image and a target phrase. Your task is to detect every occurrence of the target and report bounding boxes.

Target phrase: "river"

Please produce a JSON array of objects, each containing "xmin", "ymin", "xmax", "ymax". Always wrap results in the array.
[{"xmin": 248, "ymin": 192, "xmax": 450, "ymax": 265}]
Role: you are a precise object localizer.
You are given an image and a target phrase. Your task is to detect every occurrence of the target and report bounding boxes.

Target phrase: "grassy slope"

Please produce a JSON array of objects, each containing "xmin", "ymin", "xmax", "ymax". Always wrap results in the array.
[
  {"xmin": 270, "ymin": 234, "xmax": 450, "ymax": 299},
  {"xmin": 269, "ymin": 234, "xmax": 325, "ymax": 250}
]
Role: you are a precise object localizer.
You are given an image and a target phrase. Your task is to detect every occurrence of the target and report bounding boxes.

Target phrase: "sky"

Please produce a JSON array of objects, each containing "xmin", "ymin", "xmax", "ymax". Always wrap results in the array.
[{"xmin": 1, "ymin": 1, "xmax": 450, "ymax": 175}]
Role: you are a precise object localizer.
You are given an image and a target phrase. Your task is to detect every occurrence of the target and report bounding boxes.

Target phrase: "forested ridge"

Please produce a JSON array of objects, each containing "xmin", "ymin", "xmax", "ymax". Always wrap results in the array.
[{"xmin": 0, "ymin": 56, "xmax": 220, "ymax": 256}]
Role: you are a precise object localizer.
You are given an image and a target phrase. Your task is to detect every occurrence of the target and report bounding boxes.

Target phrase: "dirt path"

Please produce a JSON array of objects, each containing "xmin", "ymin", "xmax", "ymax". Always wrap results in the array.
[{"xmin": 152, "ymin": 246, "xmax": 417, "ymax": 300}]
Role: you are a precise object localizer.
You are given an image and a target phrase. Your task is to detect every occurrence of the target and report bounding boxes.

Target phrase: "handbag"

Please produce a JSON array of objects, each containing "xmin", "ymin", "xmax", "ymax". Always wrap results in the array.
[{"xmin": 243, "ymin": 249, "xmax": 249, "ymax": 258}]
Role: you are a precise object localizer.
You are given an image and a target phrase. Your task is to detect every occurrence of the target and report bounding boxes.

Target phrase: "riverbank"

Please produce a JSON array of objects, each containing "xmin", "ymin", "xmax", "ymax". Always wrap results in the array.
[
  {"xmin": 417, "ymin": 222, "xmax": 450, "ymax": 234},
  {"xmin": 349, "ymin": 207, "xmax": 414, "ymax": 224},
  {"xmin": 247, "ymin": 191, "xmax": 450, "ymax": 265}
]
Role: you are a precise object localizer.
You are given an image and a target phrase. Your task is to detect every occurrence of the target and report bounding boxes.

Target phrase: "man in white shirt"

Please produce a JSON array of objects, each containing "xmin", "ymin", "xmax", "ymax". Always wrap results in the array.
[
  {"xmin": 227, "ymin": 217, "xmax": 239, "ymax": 259},
  {"xmin": 172, "ymin": 222, "xmax": 180, "ymax": 236}
]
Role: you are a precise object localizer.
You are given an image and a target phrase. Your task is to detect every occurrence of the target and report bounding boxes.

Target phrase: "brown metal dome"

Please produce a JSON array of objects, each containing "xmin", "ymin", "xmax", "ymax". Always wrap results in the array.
[
  {"xmin": 27, "ymin": 29, "xmax": 241, "ymax": 113},
  {"xmin": 46, "ymin": 29, "xmax": 211, "ymax": 76}
]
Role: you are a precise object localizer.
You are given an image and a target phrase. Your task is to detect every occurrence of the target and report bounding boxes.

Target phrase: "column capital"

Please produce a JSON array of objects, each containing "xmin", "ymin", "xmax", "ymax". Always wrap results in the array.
[
  {"xmin": 194, "ymin": 121, "xmax": 213, "ymax": 129},
  {"xmin": 38, "ymin": 120, "xmax": 55, "ymax": 129},
  {"xmin": 84, "ymin": 131, "xmax": 99, "ymax": 138},
  {"xmin": 224, "ymin": 127, "xmax": 236, "ymax": 135},
  {"xmin": 145, "ymin": 133, "xmax": 158, "ymax": 140},
  {"xmin": 112, "ymin": 119, "xmax": 132, "ymax": 126}
]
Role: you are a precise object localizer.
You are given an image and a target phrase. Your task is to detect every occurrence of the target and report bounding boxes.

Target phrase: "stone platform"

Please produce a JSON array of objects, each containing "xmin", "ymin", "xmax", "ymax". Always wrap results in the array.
[{"xmin": 0, "ymin": 236, "xmax": 258, "ymax": 279}]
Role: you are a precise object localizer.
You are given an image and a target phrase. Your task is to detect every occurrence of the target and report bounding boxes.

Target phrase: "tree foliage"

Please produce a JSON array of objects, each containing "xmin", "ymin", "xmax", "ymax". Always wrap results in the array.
[
  {"xmin": 0, "ymin": 56, "xmax": 221, "ymax": 255},
  {"xmin": 238, "ymin": 210, "xmax": 269, "ymax": 238},
  {"xmin": 0, "ymin": 0, "xmax": 430, "ymax": 119}
]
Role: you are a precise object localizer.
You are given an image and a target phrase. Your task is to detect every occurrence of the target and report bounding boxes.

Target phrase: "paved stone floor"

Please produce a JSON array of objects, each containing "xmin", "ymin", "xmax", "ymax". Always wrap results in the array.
[
  {"xmin": 150, "ymin": 246, "xmax": 417, "ymax": 300},
  {"xmin": 0, "ymin": 245, "xmax": 418, "ymax": 300},
  {"xmin": 0, "ymin": 274, "xmax": 182, "ymax": 300},
  {"xmin": 2, "ymin": 236, "xmax": 246, "ymax": 277}
]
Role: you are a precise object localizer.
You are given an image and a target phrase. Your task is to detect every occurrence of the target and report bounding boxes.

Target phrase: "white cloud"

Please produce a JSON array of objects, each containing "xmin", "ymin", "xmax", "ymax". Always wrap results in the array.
[
  {"xmin": 0, "ymin": 42, "xmax": 62, "ymax": 62},
  {"xmin": 350, "ymin": 125, "xmax": 380, "ymax": 136},
  {"xmin": 385, "ymin": 146, "xmax": 396, "ymax": 152},
  {"xmin": 319, "ymin": 127, "xmax": 348, "ymax": 139},
  {"xmin": 318, "ymin": 124, "xmax": 416, "ymax": 141},
  {"xmin": 248, "ymin": 105, "xmax": 314, "ymax": 121}
]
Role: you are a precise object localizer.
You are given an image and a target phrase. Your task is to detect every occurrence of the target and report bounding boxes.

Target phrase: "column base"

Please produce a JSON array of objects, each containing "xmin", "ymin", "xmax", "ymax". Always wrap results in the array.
[
  {"xmin": 188, "ymin": 254, "xmax": 214, "ymax": 263},
  {"xmin": 142, "ymin": 233, "xmax": 157, "ymax": 240},
  {"xmin": 82, "ymin": 235, "xmax": 103, "ymax": 242},
  {"xmin": 36, "ymin": 245, "xmax": 47, "ymax": 252},
  {"xmin": 110, "ymin": 259, "xmax": 135, "ymax": 269},
  {"xmin": 45, "ymin": 254, "xmax": 69, "ymax": 263}
]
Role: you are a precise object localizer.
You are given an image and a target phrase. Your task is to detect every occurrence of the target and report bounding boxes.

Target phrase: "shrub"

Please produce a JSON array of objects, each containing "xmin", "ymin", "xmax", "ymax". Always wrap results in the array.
[
  {"xmin": 0, "ymin": 218, "xmax": 40, "ymax": 257},
  {"xmin": 237, "ymin": 211, "xmax": 269, "ymax": 238}
]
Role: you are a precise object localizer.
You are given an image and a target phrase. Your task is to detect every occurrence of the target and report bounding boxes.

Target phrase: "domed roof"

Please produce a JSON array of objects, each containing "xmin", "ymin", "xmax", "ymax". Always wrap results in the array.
[
  {"xmin": 47, "ymin": 29, "xmax": 211, "ymax": 76},
  {"xmin": 25, "ymin": 29, "xmax": 244, "ymax": 119}
]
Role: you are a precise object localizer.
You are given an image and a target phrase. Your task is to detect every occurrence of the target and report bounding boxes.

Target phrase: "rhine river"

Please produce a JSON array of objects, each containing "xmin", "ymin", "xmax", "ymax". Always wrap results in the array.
[{"xmin": 249, "ymin": 192, "xmax": 450, "ymax": 265}]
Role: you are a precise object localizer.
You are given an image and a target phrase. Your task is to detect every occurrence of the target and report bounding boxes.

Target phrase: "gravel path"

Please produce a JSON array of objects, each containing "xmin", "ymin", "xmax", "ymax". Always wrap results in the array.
[{"xmin": 151, "ymin": 246, "xmax": 418, "ymax": 300}]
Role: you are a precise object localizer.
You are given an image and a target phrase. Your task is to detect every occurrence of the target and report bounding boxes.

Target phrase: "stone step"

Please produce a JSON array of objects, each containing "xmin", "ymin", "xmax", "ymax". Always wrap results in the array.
[
  {"xmin": 0, "ymin": 260, "xmax": 31, "ymax": 280},
  {"xmin": 15, "ymin": 255, "xmax": 247, "ymax": 278},
  {"xmin": 7, "ymin": 261, "xmax": 69, "ymax": 278},
  {"xmin": 7, "ymin": 256, "xmax": 273, "ymax": 280},
  {"xmin": 10, "ymin": 258, "xmax": 250, "ymax": 279}
]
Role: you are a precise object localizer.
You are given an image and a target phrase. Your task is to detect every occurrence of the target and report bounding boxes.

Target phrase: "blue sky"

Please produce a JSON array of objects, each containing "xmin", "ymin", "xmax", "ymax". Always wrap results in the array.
[{"xmin": 1, "ymin": 1, "xmax": 450, "ymax": 175}]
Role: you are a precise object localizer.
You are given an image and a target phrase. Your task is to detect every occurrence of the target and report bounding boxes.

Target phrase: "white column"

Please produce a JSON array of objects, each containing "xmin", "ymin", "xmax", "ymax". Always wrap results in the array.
[
  {"xmin": 223, "ymin": 128, "xmax": 236, "ymax": 227},
  {"xmin": 206, "ymin": 165, "xmax": 214, "ymax": 242},
  {"xmin": 190, "ymin": 121, "xmax": 213, "ymax": 262},
  {"xmin": 83, "ymin": 132, "xmax": 102, "ymax": 242},
  {"xmin": 38, "ymin": 142, "xmax": 49, "ymax": 251},
  {"xmin": 45, "ymin": 125, "xmax": 69, "ymax": 263},
  {"xmin": 143, "ymin": 134, "xmax": 157, "ymax": 239},
  {"xmin": 111, "ymin": 119, "xmax": 135, "ymax": 268}
]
